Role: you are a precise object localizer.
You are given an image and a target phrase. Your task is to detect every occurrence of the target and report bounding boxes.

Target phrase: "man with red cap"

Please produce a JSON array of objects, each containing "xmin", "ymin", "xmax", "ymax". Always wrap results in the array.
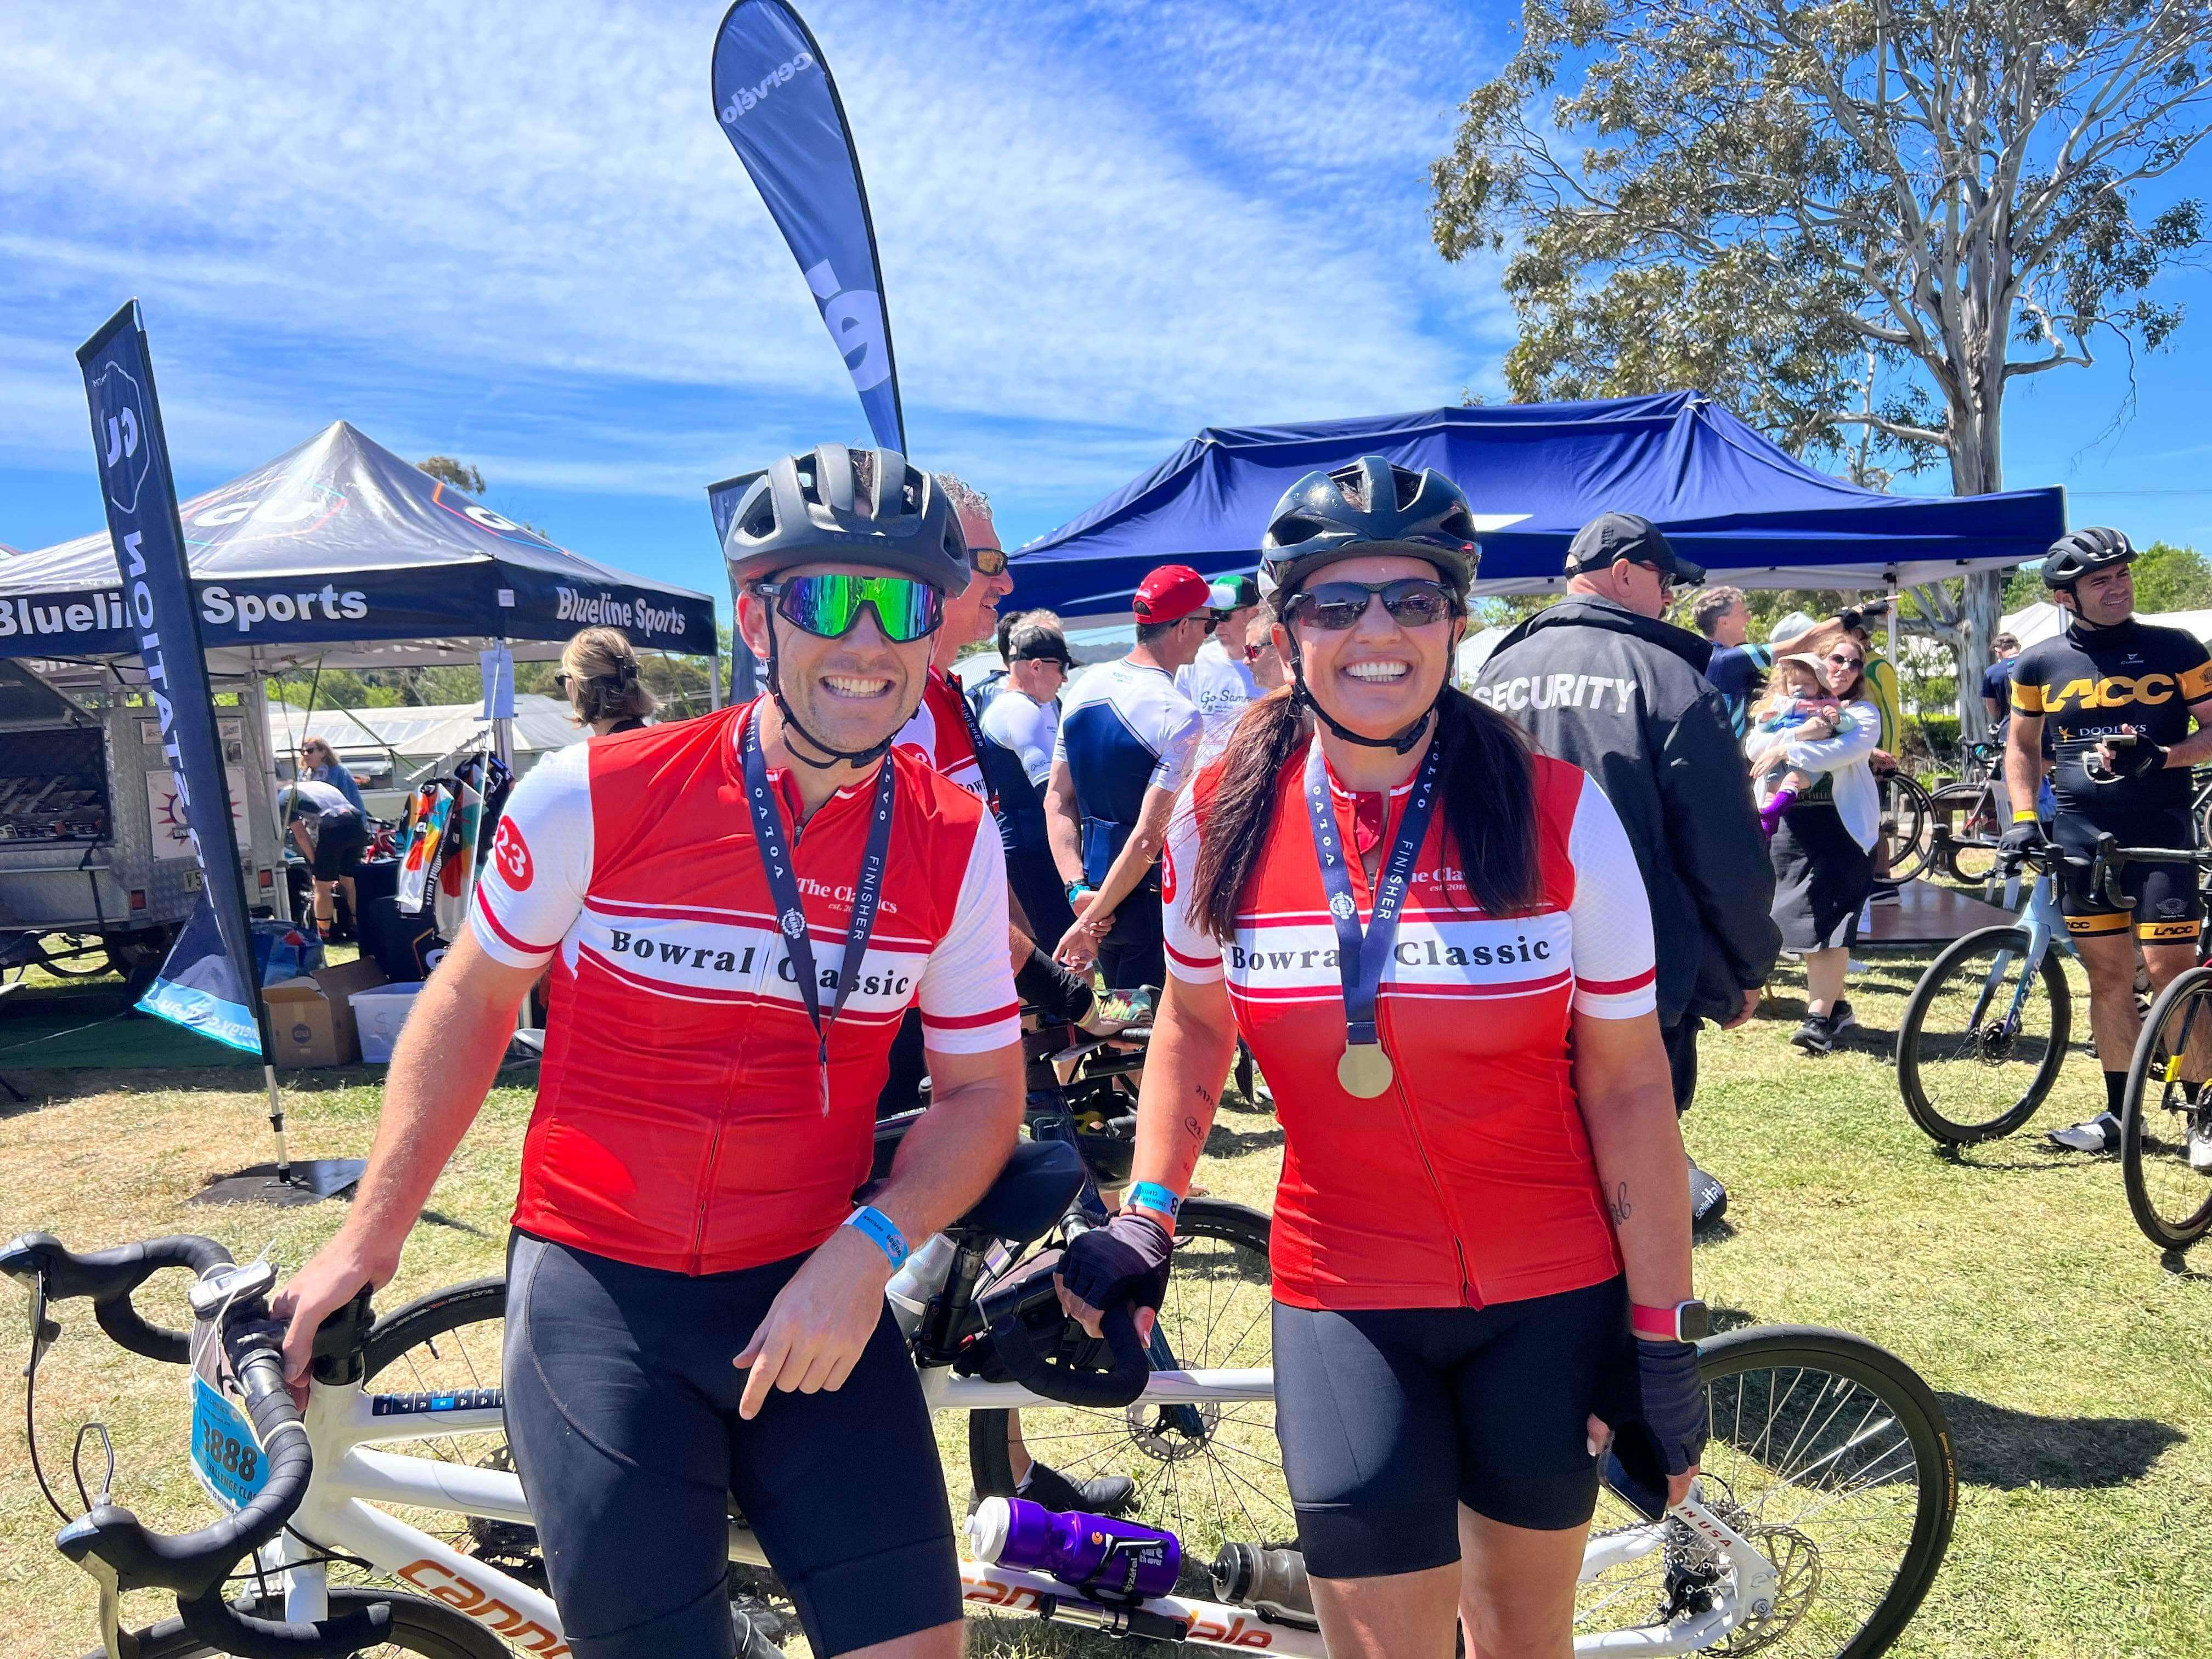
[{"xmin": 1045, "ymin": 564, "xmax": 1211, "ymax": 990}]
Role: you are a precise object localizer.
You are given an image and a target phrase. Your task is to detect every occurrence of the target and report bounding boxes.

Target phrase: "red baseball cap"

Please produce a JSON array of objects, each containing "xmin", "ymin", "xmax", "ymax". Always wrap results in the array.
[{"xmin": 1132, "ymin": 564, "xmax": 1211, "ymax": 624}]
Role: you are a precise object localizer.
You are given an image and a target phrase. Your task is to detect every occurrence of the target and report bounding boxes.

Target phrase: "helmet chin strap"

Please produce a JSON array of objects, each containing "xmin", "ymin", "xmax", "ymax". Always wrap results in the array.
[
  {"xmin": 761, "ymin": 628, "xmax": 904, "ymax": 770},
  {"xmin": 1288, "ymin": 652, "xmax": 1434, "ymax": 755}
]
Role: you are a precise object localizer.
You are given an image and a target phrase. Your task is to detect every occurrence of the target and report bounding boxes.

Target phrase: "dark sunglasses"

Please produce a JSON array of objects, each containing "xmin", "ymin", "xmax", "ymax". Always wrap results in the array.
[
  {"xmin": 968, "ymin": 546, "xmax": 1009, "ymax": 578},
  {"xmin": 1825, "ymin": 652, "xmax": 1864, "ymax": 668},
  {"xmin": 755, "ymin": 574, "xmax": 944, "ymax": 644},
  {"xmin": 1289, "ymin": 578, "xmax": 1455, "ymax": 632}
]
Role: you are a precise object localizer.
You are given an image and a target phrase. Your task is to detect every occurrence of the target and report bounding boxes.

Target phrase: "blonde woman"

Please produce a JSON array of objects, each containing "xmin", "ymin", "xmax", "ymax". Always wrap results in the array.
[
  {"xmin": 556, "ymin": 626, "xmax": 658, "ymax": 736},
  {"xmin": 1746, "ymin": 620, "xmax": 1881, "ymax": 1054}
]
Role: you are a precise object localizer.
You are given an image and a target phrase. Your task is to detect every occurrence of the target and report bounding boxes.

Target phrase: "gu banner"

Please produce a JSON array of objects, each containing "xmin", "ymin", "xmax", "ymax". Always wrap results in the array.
[
  {"xmin": 77, "ymin": 302, "xmax": 268, "ymax": 1056},
  {"xmin": 712, "ymin": 0, "xmax": 905, "ymax": 452}
]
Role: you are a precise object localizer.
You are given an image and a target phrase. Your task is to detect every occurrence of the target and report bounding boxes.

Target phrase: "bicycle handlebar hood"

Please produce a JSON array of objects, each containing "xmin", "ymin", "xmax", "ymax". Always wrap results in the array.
[
  {"xmin": 1258, "ymin": 456, "xmax": 1479, "ymax": 607},
  {"xmin": 723, "ymin": 443, "xmax": 969, "ymax": 595}
]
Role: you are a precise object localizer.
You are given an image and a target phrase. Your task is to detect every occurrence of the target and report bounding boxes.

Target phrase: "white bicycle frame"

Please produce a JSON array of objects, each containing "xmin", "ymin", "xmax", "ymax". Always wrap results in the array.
[{"xmin": 208, "ymin": 1358, "xmax": 1775, "ymax": 1658}]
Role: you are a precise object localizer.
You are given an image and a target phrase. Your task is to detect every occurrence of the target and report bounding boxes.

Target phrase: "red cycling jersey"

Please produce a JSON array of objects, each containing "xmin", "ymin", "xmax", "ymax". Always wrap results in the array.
[
  {"xmin": 470, "ymin": 701, "xmax": 1020, "ymax": 1276},
  {"xmin": 895, "ymin": 668, "xmax": 988, "ymax": 803},
  {"xmin": 1162, "ymin": 743, "xmax": 1656, "ymax": 1311}
]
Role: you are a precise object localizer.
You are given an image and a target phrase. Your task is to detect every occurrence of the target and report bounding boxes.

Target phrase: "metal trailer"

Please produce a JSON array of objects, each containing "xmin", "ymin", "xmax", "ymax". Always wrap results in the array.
[{"xmin": 0, "ymin": 661, "xmax": 287, "ymax": 995}]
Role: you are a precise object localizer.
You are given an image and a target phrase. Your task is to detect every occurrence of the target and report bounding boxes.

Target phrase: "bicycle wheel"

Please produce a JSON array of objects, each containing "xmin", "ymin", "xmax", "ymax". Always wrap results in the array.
[
  {"xmin": 358, "ymin": 1278, "xmax": 535, "ymax": 1572},
  {"xmin": 2121, "ymin": 963, "xmax": 2212, "ymax": 1251},
  {"xmin": 1896, "ymin": 925, "xmax": 2071, "ymax": 1143},
  {"xmin": 1578, "ymin": 1327, "xmax": 1954, "ymax": 1659},
  {"xmin": 1877, "ymin": 775, "xmax": 1934, "ymax": 885},
  {"xmin": 967, "ymin": 1198, "xmax": 1286, "ymax": 1581},
  {"xmin": 84, "ymin": 1588, "xmax": 505, "ymax": 1659}
]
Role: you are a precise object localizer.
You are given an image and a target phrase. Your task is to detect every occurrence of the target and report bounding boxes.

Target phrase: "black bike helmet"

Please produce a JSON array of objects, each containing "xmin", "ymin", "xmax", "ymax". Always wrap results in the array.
[
  {"xmin": 724, "ymin": 443, "xmax": 968, "ymax": 594},
  {"xmin": 1258, "ymin": 457, "xmax": 1479, "ymax": 606},
  {"xmin": 2041, "ymin": 526, "xmax": 2136, "ymax": 590}
]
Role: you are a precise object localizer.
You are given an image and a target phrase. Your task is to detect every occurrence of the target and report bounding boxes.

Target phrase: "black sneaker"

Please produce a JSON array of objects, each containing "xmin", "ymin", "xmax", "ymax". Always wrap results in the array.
[
  {"xmin": 1688, "ymin": 1160, "xmax": 1729, "ymax": 1230},
  {"xmin": 1017, "ymin": 1459, "xmax": 1138, "ymax": 1517},
  {"xmin": 1829, "ymin": 1000, "xmax": 1859, "ymax": 1037},
  {"xmin": 1790, "ymin": 1014, "xmax": 1835, "ymax": 1054}
]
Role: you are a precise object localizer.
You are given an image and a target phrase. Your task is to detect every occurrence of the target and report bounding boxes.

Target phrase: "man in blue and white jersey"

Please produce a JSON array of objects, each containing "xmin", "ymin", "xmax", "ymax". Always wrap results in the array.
[{"xmin": 1046, "ymin": 565, "xmax": 1209, "ymax": 990}]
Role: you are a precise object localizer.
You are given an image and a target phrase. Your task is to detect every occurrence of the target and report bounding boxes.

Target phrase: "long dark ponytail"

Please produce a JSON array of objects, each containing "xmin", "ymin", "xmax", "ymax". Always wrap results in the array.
[{"xmin": 1189, "ymin": 684, "xmax": 1542, "ymax": 943}]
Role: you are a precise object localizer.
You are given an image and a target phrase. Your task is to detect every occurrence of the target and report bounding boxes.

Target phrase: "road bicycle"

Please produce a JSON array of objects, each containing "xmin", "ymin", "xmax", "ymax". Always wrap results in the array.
[
  {"xmin": 12, "ymin": 1204, "xmax": 1959, "ymax": 1659},
  {"xmin": 2113, "ymin": 848, "xmax": 2212, "ymax": 1253},
  {"xmin": 1896, "ymin": 835, "xmax": 2212, "ymax": 1147},
  {"xmin": 1895, "ymin": 840, "xmax": 2079, "ymax": 1143}
]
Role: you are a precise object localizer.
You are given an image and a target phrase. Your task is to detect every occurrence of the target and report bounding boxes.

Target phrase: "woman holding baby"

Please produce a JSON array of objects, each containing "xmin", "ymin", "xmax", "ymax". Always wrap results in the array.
[{"xmin": 1745, "ymin": 619, "xmax": 1882, "ymax": 1056}]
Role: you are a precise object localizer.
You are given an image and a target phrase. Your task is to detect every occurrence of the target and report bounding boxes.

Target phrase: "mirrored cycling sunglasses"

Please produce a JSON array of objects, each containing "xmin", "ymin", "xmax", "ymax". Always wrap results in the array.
[
  {"xmin": 755, "ymin": 574, "xmax": 944, "ymax": 644},
  {"xmin": 969, "ymin": 546, "xmax": 1010, "ymax": 578},
  {"xmin": 1289, "ymin": 578, "xmax": 1455, "ymax": 632}
]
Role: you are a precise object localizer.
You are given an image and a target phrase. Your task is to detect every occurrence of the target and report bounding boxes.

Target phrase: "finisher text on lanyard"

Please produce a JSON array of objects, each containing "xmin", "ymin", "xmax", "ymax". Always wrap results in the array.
[
  {"xmin": 742, "ymin": 714, "xmax": 898, "ymax": 1116},
  {"xmin": 1304, "ymin": 736, "xmax": 1441, "ymax": 1099}
]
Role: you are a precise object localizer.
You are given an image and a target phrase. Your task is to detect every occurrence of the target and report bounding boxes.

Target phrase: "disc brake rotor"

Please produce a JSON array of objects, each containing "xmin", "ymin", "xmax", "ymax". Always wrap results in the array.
[{"xmin": 1124, "ymin": 1397, "xmax": 1220, "ymax": 1462}]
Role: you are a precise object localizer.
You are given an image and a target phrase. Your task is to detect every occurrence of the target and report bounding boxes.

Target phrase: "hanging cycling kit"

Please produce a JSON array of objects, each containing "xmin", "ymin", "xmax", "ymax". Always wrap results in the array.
[
  {"xmin": 1302, "ymin": 736, "xmax": 1441, "ymax": 1099},
  {"xmin": 741, "ymin": 712, "xmax": 898, "ymax": 1115}
]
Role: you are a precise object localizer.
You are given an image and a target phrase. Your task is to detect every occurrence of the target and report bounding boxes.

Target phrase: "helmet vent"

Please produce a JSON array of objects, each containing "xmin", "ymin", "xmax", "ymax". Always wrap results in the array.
[
  {"xmin": 740, "ymin": 496, "xmax": 778, "ymax": 540},
  {"xmin": 1327, "ymin": 462, "xmax": 1370, "ymax": 511}
]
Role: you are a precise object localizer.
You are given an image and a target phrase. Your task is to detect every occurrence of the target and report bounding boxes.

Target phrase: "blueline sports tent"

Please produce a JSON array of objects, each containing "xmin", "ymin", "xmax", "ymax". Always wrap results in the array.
[
  {"xmin": 0, "ymin": 421, "xmax": 716, "ymax": 673},
  {"xmin": 1008, "ymin": 393, "xmax": 2068, "ymax": 620}
]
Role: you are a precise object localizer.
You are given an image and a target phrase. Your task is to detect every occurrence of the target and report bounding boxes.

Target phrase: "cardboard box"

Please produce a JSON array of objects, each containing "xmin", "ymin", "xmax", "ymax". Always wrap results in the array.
[{"xmin": 262, "ymin": 957, "xmax": 389, "ymax": 1067}]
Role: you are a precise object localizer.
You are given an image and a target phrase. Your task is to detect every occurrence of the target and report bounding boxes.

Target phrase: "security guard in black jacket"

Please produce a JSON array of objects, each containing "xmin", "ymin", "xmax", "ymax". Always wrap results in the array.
[{"xmin": 1474, "ymin": 513, "xmax": 1780, "ymax": 1227}]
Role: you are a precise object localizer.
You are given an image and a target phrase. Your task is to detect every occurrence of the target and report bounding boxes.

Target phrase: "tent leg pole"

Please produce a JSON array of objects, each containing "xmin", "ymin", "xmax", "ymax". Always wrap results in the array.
[
  {"xmin": 264, "ymin": 1064, "xmax": 290, "ymax": 1181},
  {"xmin": 710, "ymin": 651, "xmax": 724, "ymax": 712}
]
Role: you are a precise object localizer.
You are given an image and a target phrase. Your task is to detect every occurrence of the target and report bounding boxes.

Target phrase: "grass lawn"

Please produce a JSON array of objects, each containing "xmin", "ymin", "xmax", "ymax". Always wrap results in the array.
[{"xmin": 3, "ymin": 942, "xmax": 2210, "ymax": 1657}]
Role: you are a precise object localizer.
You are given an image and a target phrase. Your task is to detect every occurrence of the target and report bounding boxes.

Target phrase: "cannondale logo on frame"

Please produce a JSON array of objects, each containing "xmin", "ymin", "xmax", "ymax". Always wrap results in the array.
[{"xmin": 721, "ymin": 50, "xmax": 815, "ymax": 122}]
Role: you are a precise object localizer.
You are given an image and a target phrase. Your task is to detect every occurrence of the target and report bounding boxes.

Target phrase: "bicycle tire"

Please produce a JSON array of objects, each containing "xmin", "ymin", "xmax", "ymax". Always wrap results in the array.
[
  {"xmin": 2121, "ymin": 963, "xmax": 2212, "ymax": 1252},
  {"xmin": 1685, "ymin": 1325, "xmax": 1956, "ymax": 1659},
  {"xmin": 1877, "ymin": 774, "xmax": 1935, "ymax": 885},
  {"xmin": 1897, "ymin": 925, "xmax": 2070, "ymax": 1143},
  {"xmin": 82, "ymin": 1588, "xmax": 507, "ymax": 1659},
  {"xmin": 363, "ymin": 1276, "xmax": 506, "ymax": 1381},
  {"xmin": 968, "ymin": 1198, "xmax": 1280, "ymax": 1564}
]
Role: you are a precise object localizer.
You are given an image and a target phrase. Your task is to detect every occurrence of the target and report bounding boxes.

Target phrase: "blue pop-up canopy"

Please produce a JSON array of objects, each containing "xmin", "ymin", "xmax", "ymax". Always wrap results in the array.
[
  {"xmin": 0, "ymin": 421, "xmax": 716, "ymax": 669},
  {"xmin": 1009, "ymin": 393, "xmax": 2067, "ymax": 619}
]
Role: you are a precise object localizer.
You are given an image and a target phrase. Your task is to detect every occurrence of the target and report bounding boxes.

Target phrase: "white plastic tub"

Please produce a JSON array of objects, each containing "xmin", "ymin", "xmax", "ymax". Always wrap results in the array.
[{"xmin": 350, "ymin": 982, "xmax": 426, "ymax": 1065}]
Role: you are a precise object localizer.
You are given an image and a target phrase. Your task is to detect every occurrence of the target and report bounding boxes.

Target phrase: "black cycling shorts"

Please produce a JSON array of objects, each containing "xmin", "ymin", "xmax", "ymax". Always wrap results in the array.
[
  {"xmin": 1272, "ymin": 1277, "xmax": 1633, "ymax": 1579},
  {"xmin": 503, "ymin": 1232, "xmax": 959, "ymax": 1658},
  {"xmin": 2053, "ymin": 810, "xmax": 2204, "ymax": 944},
  {"xmin": 308, "ymin": 812, "xmax": 367, "ymax": 880}
]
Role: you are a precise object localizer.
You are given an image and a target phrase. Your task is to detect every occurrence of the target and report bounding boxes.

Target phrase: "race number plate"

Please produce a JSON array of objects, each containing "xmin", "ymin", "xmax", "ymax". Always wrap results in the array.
[{"xmin": 189, "ymin": 1373, "xmax": 269, "ymax": 1510}]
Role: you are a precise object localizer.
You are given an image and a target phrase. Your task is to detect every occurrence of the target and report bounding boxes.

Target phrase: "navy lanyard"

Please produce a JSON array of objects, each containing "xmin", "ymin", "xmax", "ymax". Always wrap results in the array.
[
  {"xmin": 1303, "ymin": 737, "xmax": 1441, "ymax": 1094},
  {"xmin": 741, "ymin": 711, "xmax": 898, "ymax": 1111},
  {"xmin": 943, "ymin": 672, "xmax": 1002, "ymax": 821}
]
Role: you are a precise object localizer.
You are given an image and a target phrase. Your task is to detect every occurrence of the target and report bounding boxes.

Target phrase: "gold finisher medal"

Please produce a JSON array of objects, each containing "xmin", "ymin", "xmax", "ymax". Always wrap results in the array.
[{"xmin": 1337, "ymin": 1042, "xmax": 1396, "ymax": 1098}]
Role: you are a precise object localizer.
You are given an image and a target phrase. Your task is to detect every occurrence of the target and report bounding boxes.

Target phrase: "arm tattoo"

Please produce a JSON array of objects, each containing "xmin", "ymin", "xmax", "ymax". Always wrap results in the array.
[
  {"xmin": 1183, "ymin": 1115, "xmax": 1204, "ymax": 1144},
  {"xmin": 1608, "ymin": 1182, "xmax": 1633, "ymax": 1227}
]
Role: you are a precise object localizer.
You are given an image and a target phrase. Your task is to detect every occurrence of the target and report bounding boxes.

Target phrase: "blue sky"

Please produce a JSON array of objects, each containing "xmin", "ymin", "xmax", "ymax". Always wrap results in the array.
[{"xmin": 5, "ymin": 0, "xmax": 2211, "ymax": 608}]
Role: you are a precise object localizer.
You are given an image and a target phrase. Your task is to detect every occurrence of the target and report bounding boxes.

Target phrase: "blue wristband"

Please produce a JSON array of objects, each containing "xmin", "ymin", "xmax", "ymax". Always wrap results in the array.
[
  {"xmin": 843, "ymin": 1205, "xmax": 908, "ymax": 1270},
  {"xmin": 1128, "ymin": 1182, "xmax": 1182, "ymax": 1221}
]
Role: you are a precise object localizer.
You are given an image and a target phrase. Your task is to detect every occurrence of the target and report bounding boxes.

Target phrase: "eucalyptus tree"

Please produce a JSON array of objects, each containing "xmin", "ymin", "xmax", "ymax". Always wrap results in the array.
[{"xmin": 1432, "ymin": 0, "xmax": 2211, "ymax": 730}]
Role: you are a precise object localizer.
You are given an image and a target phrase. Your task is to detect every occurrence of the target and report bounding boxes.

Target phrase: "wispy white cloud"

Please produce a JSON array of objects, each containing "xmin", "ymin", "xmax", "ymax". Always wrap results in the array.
[{"xmin": 2, "ymin": 0, "xmax": 1511, "ymax": 550}]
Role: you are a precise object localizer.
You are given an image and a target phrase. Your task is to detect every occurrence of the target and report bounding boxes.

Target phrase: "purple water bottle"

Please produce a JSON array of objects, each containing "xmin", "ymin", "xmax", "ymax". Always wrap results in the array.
[{"xmin": 967, "ymin": 1496, "xmax": 1182, "ymax": 1603}]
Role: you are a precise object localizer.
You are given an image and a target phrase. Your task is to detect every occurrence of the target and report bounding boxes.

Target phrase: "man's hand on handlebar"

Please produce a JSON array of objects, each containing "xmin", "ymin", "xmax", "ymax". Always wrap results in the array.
[
  {"xmin": 272, "ymin": 1231, "xmax": 397, "ymax": 1402},
  {"xmin": 1998, "ymin": 816, "xmax": 2047, "ymax": 866}
]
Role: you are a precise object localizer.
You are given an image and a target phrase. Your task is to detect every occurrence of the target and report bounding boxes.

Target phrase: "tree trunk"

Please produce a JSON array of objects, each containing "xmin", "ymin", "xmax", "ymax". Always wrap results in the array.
[{"xmin": 1947, "ymin": 403, "xmax": 2007, "ymax": 741}]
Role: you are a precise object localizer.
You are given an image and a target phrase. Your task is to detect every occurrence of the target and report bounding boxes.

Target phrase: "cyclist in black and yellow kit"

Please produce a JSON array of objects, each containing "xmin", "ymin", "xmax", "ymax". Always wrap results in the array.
[{"xmin": 2004, "ymin": 528, "xmax": 2212, "ymax": 1152}]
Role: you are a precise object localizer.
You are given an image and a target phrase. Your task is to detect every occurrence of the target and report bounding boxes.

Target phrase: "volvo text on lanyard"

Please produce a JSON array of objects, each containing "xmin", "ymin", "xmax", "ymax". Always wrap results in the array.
[
  {"xmin": 741, "ymin": 713, "xmax": 898, "ymax": 1116},
  {"xmin": 1303, "ymin": 736, "xmax": 1442, "ymax": 1099}
]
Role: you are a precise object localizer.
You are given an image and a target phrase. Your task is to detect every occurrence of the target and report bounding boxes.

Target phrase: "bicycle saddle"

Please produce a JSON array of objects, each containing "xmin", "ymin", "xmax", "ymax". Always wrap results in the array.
[{"xmin": 952, "ymin": 1138, "xmax": 1087, "ymax": 1246}]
